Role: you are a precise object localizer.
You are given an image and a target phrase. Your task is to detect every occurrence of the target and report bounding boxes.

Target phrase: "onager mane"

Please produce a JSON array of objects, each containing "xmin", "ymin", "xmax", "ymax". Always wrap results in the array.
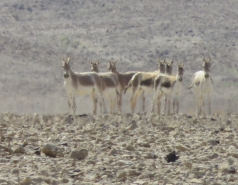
[
  {"xmin": 152, "ymin": 62, "xmax": 184, "ymax": 115},
  {"xmin": 62, "ymin": 57, "xmax": 107, "ymax": 115},
  {"xmin": 107, "ymin": 60, "xmax": 141, "ymax": 113},
  {"xmin": 188, "ymin": 57, "xmax": 213, "ymax": 115},
  {"xmin": 90, "ymin": 61, "xmax": 119, "ymax": 113},
  {"xmin": 124, "ymin": 59, "xmax": 166, "ymax": 114}
]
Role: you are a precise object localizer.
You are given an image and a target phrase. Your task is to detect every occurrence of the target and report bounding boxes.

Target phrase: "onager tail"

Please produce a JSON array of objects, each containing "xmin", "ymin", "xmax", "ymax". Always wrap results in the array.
[{"xmin": 124, "ymin": 82, "xmax": 131, "ymax": 94}]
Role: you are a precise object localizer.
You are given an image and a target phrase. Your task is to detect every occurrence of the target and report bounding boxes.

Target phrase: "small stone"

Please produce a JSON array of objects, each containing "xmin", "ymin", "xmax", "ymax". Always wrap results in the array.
[
  {"xmin": 176, "ymin": 145, "xmax": 188, "ymax": 152},
  {"xmin": 34, "ymin": 150, "xmax": 41, "ymax": 156},
  {"xmin": 110, "ymin": 148, "xmax": 117, "ymax": 155},
  {"xmin": 12, "ymin": 168, "xmax": 19, "ymax": 174},
  {"xmin": 128, "ymin": 170, "xmax": 141, "ymax": 176},
  {"xmin": 125, "ymin": 145, "xmax": 135, "ymax": 151},
  {"xmin": 144, "ymin": 153, "xmax": 157, "ymax": 159},
  {"xmin": 14, "ymin": 146, "xmax": 26, "ymax": 154},
  {"xmin": 41, "ymin": 143, "xmax": 59, "ymax": 157},
  {"xmin": 137, "ymin": 142, "xmax": 151, "ymax": 148},
  {"xmin": 184, "ymin": 162, "xmax": 193, "ymax": 169},
  {"xmin": 61, "ymin": 178, "xmax": 69, "ymax": 183},
  {"xmin": 126, "ymin": 120, "xmax": 138, "ymax": 130},
  {"xmin": 70, "ymin": 149, "xmax": 88, "ymax": 160},
  {"xmin": 208, "ymin": 139, "xmax": 220, "ymax": 146},
  {"xmin": 132, "ymin": 180, "xmax": 148, "ymax": 185},
  {"xmin": 117, "ymin": 171, "xmax": 127, "ymax": 178},
  {"xmin": 209, "ymin": 153, "xmax": 218, "ymax": 159}
]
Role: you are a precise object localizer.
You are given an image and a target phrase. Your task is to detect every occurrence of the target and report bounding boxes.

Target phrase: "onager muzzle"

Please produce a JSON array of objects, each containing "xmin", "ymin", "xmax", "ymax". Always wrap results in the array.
[
  {"xmin": 64, "ymin": 72, "xmax": 69, "ymax": 78},
  {"xmin": 205, "ymin": 74, "xmax": 209, "ymax": 79},
  {"xmin": 178, "ymin": 76, "xmax": 183, "ymax": 82}
]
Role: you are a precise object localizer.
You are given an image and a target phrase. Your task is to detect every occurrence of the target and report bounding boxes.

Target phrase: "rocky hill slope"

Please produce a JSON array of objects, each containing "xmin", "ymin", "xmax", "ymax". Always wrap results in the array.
[{"xmin": 0, "ymin": 0, "xmax": 237, "ymax": 114}]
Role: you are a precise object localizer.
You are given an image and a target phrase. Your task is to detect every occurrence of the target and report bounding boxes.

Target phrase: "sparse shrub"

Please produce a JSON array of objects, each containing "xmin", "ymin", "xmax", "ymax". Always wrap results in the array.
[
  {"xmin": 18, "ymin": 4, "xmax": 25, "ymax": 10},
  {"xmin": 70, "ymin": 40, "xmax": 80, "ymax": 49},
  {"xmin": 27, "ymin": 7, "xmax": 33, "ymax": 12},
  {"xmin": 12, "ymin": 14, "xmax": 19, "ymax": 21},
  {"xmin": 12, "ymin": 3, "xmax": 18, "ymax": 9},
  {"xmin": 60, "ymin": 36, "xmax": 70, "ymax": 47}
]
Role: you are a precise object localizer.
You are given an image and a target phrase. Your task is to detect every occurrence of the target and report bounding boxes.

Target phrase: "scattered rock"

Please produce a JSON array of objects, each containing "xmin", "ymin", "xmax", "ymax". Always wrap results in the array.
[
  {"xmin": 144, "ymin": 153, "xmax": 157, "ymax": 159},
  {"xmin": 165, "ymin": 151, "xmax": 179, "ymax": 163},
  {"xmin": 126, "ymin": 120, "xmax": 138, "ymax": 130},
  {"xmin": 176, "ymin": 144, "xmax": 188, "ymax": 152},
  {"xmin": 209, "ymin": 153, "xmax": 219, "ymax": 159},
  {"xmin": 14, "ymin": 146, "xmax": 26, "ymax": 154},
  {"xmin": 41, "ymin": 143, "xmax": 59, "ymax": 157},
  {"xmin": 70, "ymin": 149, "xmax": 88, "ymax": 160},
  {"xmin": 110, "ymin": 148, "xmax": 117, "ymax": 155},
  {"xmin": 125, "ymin": 145, "xmax": 135, "ymax": 151},
  {"xmin": 117, "ymin": 170, "xmax": 127, "ymax": 178},
  {"xmin": 208, "ymin": 139, "xmax": 220, "ymax": 146},
  {"xmin": 184, "ymin": 162, "xmax": 193, "ymax": 169}
]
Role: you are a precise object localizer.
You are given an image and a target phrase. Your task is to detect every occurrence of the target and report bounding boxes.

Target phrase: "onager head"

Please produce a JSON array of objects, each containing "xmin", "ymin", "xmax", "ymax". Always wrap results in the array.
[
  {"xmin": 165, "ymin": 60, "xmax": 173, "ymax": 75},
  {"xmin": 158, "ymin": 60, "xmax": 166, "ymax": 73},
  {"xmin": 62, "ymin": 57, "xmax": 71, "ymax": 78},
  {"xmin": 91, "ymin": 62, "xmax": 100, "ymax": 73},
  {"xmin": 108, "ymin": 60, "xmax": 118, "ymax": 73},
  {"xmin": 203, "ymin": 57, "xmax": 211, "ymax": 78},
  {"xmin": 177, "ymin": 63, "xmax": 184, "ymax": 82}
]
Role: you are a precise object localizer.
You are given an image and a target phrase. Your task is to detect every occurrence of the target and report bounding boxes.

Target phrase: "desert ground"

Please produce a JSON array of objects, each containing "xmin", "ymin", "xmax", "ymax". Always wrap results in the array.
[{"xmin": 0, "ymin": 0, "xmax": 238, "ymax": 184}]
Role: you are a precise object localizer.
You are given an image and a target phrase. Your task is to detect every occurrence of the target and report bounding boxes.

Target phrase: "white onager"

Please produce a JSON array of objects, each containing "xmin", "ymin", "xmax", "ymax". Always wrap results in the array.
[
  {"xmin": 152, "ymin": 63, "xmax": 184, "ymax": 115},
  {"xmin": 62, "ymin": 57, "xmax": 107, "ymax": 115},
  {"xmin": 90, "ymin": 62, "xmax": 119, "ymax": 114},
  {"xmin": 124, "ymin": 60, "xmax": 166, "ymax": 114},
  {"xmin": 108, "ymin": 60, "xmax": 142, "ymax": 113},
  {"xmin": 188, "ymin": 57, "xmax": 213, "ymax": 115}
]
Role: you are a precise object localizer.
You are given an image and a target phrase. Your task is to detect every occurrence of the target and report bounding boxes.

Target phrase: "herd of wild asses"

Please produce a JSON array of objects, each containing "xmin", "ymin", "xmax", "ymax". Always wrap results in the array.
[{"xmin": 62, "ymin": 57, "xmax": 212, "ymax": 116}]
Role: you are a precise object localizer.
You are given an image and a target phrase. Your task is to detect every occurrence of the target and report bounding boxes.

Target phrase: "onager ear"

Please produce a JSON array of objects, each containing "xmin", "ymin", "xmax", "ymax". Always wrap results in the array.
[
  {"xmin": 171, "ymin": 60, "xmax": 173, "ymax": 65},
  {"xmin": 97, "ymin": 61, "xmax": 100, "ymax": 65},
  {"xmin": 67, "ymin": 58, "xmax": 71, "ymax": 64}
]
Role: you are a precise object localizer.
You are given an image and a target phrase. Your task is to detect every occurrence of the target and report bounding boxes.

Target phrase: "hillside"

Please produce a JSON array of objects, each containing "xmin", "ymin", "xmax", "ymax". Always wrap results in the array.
[{"xmin": 0, "ymin": 0, "xmax": 238, "ymax": 114}]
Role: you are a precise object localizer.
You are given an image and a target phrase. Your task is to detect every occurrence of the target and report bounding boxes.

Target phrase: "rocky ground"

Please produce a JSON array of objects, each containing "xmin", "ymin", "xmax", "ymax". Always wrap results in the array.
[{"xmin": 0, "ymin": 113, "xmax": 238, "ymax": 185}]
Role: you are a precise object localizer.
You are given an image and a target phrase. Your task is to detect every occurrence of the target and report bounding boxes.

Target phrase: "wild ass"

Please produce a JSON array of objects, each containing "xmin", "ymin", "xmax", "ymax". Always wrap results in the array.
[
  {"xmin": 152, "ymin": 63, "xmax": 184, "ymax": 115},
  {"xmin": 90, "ymin": 61, "xmax": 119, "ymax": 113},
  {"xmin": 124, "ymin": 60, "xmax": 166, "ymax": 114},
  {"xmin": 62, "ymin": 57, "xmax": 107, "ymax": 115},
  {"xmin": 188, "ymin": 57, "xmax": 213, "ymax": 115},
  {"xmin": 107, "ymin": 60, "xmax": 143, "ymax": 113}
]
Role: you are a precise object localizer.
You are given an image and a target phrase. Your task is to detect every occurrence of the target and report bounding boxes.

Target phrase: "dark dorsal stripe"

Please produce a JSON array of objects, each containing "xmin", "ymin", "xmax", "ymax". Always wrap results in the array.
[{"xmin": 140, "ymin": 78, "xmax": 153, "ymax": 87}]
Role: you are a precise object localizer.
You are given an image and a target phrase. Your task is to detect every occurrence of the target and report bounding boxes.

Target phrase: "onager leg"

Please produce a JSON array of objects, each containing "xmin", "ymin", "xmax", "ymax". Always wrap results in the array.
[
  {"xmin": 151, "ymin": 89, "xmax": 163, "ymax": 115},
  {"xmin": 156, "ymin": 92, "xmax": 164, "ymax": 114},
  {"xmin": 130, "ymin": 88, "xmax": 143, "ymax": 114},
  {"xmin": 208, "ymin": 93, "xmax": 211, "ymax": 115},
  {"xmin": 142, "ymin": 91, "xmax": 145, "ymax": 113},
  {"xmin": 167, "ymin": 95, "xmax": 171, "ymax": 115},
  {"xmin": 164, "ymin": 95, "xmax": 167, "ymax": 114},
  {"xmin": 117, "ymin": 91, "xmax": 123, "ymax": 113},
  {"xmin": 96, "ymin": 89, "xmax": 107, "ymax": 114},
  {"xmin": 67, "ymin": 93, "xmax": 74, "ymax": 115},
  {"xmin": 173, "ymin": 95, "xmax": 179, "ymax": 114},
  {"xmin": 91, "ymin": 90, "xmax": 98, "ymax": 115},
  {"xmin": 72, "ymin": 95, "xmax": 76, "ymax": 115}
]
